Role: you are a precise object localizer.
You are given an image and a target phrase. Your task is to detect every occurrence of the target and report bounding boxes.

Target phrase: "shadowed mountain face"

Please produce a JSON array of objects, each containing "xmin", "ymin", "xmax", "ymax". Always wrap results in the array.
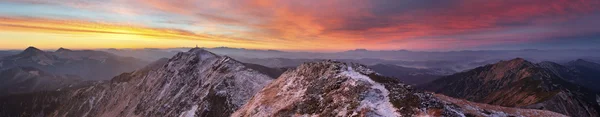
[
  {"xmin": 538, "ymin": 59, "xmax": 600, "ymax": 92},
  {"xmin": 368, "ymin": 64, "xmax": 453, "ymax": 85},
  {"xmin": 241, "ymin": 63, "xmax": 288, "ymax": 78},
  {"xmin": 0, "ymin": 47, "xmax": 149, "ymax": 80},
  {"xmin": 421, "ymin": 58, "xmax": 600, "ymax": 117},
  {"xmin": 0, "ymin": 67, "xmax": 83, "ymax": 96}
]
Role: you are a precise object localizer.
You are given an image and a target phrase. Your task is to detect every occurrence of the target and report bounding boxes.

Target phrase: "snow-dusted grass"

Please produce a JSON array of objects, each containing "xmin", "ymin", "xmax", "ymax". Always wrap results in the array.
[
  {"xmin": 342, "ymin": 66, "xmax": 400, "ymax": 117},
  {"xmin": 179, "ymin": 105, "xmax": 198, "ymax": 117}
]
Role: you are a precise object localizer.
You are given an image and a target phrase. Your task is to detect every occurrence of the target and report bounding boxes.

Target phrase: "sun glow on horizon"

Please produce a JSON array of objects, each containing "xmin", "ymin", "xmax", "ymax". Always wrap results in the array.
[{"xmin": 0, "ymin": 17, "xmax": 285, "ymax": 50}]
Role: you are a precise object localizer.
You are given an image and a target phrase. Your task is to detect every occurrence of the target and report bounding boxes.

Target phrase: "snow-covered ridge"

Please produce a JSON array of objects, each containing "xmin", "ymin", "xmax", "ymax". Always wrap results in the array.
[
  {"xmin": 342, "ymin": 65, "xmax": 399, "ymax": 116},
  {"xmin": 234, "ymin": 60, "xmax": 566, "ymax": 117}
]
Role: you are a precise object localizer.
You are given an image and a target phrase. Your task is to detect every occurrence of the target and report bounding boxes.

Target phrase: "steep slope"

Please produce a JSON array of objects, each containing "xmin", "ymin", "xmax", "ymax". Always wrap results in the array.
[
  {"xmin": 0, "ymin": 48, "xmax": 276, "ymax": 117},
  {"xmin": 540, "ymin": 59, "xmax": 600, "ymax": 91},
  {"xmin": 422, "ymin": 58, "xmax": 600, "ymax": 117},
  {"xmin": 233, "ymin": 61, "xmax": 564, "ymax": 117},
  {"xmin": 0, "ymin": 67, "xmax": 83, "ymax": 96},
  {"xmin": 369, "ymin": 64, "xmax": 451, "ymax": 85},
  {"xmin": 0, "ymin": 47, "xmax": 148, "ymax": 80}
]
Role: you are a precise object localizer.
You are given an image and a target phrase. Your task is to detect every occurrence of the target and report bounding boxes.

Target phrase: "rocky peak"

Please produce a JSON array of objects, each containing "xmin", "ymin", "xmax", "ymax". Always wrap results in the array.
[
  {"xmin": 175, "ymin": 48, "xmax": 217, "ymax": 60},
  {"xmin": 188, "ymin": 47, "xmax": 211, "ymax": 54}
]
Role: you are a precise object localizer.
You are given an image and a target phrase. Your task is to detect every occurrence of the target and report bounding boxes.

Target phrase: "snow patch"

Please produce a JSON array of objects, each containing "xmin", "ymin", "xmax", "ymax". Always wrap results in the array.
[
  {"xmin": 179, "ymin": 105, "xmax": 198, "ymax": 117},
  {"xmin": 156, "ymin": 79, "xmax": 172, "ymax": 100},
  {"xmin": 342, "ymin": 66, "xmax": 400, "ymax": 117},
  {"xmin": 596, "ymin": 95, "xmax": 600, "ymax": 106},
  {"xmin": 28, "ymin": 71, "xmax": 39, "ymax": 76},
  {"xmin": 444, "ymin": 106, "xmax": 466, "ymax": 117}
]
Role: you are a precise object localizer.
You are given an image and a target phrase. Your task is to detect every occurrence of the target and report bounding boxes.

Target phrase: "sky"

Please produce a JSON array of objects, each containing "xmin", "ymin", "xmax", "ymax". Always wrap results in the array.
[{"xmin": 0, "ymin": 0, "xmax": 599, "ymax": 52}]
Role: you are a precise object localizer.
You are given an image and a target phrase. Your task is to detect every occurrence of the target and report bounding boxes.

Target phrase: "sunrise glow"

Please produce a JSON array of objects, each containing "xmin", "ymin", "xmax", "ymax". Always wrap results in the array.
[{"xmin": 0, "ymin": 0, "xmax": 599, "ymax": 51}]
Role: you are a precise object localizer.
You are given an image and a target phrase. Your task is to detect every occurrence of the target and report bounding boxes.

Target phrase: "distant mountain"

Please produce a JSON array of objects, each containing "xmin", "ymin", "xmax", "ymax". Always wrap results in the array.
[
  {"xmin": 0, "ymin": 48, "xmax": 276, "ymax": 117},
  {"xmin": 368, "ymin": 64, "xmax": 453, "ymax": 85},
  {"xmin": 234, "ymin": 61, "xmax": 564, "ymax": 116},
  {"xmin": 421, "ymin": 58, "xmax": 600, "ymax": 117},
  {"xmin": 101, "ymin": 47, "xmax": 600, "ymax": 74},
  {"xmin": 102, "ymin": 48, "xmax": 179, "ymax": 61},
  {"xmin": 0, "ymin": 47, "xmax": 149, "ymax": 80},
  {"xmin": 0, "ymin": 67, "xmax": 83, "ymax": 96},
  {"xmin": 0, "ymin": 51, "xmax": 19, "ymax": 58},
  {"xmin": 235, "ymin": 57, "xmax": 495, "ymax": 72},
  {"xmin": 241, "ymin": 63, "xmax": 288, "ymax": 78},
  {"xmin": 538, "ymin": 59, "xmax": 600, "ymax": 92}
]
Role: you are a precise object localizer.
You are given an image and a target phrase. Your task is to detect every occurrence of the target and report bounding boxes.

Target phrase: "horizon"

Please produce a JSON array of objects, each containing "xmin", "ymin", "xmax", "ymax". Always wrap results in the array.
[
  {"xmin": 1, "ymin": 0, "xmax": 600, "ymax": 51},
  {"xmin": 3, "ymin": 46, "xmax": 600, "ymax": 53}
]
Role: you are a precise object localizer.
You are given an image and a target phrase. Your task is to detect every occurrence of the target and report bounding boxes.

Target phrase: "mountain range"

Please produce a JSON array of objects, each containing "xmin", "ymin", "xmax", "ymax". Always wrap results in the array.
[
  {"xmin": 0, "ymin": 67, "xmax": 84, "ymax": 96},
  {"xmin": 0, "ymin": 48, "xmax": 567, "ymax": 117},
  {"xmin": 101, "ymin": 47, "xmax": 600, "ymax": 74},
  {"xmin": 368, "ymin": 64, "xmax": 453, "ymax": 85},
  {"xmin": 104, "ymin": 47, "xmax": 600, "ymax": 62},
  {"xmin": 421, "ymin": 58, "xmax": 600, "ymax": 117},
  {"xmin": 0, "ymin": 47, "xmax": 149, "ymax": 80}
]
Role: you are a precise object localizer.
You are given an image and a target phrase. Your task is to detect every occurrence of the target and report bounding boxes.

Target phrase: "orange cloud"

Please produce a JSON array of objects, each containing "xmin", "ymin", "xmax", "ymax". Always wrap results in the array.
[
  {"xmin": 0, "ymin": 17, "xmax": 242, "ymax": 42},
  {"xmin": 0, "ymin": 17, "xmax": 293, "ymax": 50},
  {"xmin": 2, "ymin": 0, "xmax": 600, "ymax": 51}
]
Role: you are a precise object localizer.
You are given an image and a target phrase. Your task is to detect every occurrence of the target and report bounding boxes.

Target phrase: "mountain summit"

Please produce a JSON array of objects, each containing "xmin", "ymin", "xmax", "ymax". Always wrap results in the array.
[
  {"xmin": 422, "ymin": 58, "xmax": 600, "ymax": 117},
  {"xmin": 21, "ymin": 46, "xmax": 46, "ymax": 55},
  {"xmin": 4, "ymin": 46, "xmax": 58, "ymax": 65}
]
